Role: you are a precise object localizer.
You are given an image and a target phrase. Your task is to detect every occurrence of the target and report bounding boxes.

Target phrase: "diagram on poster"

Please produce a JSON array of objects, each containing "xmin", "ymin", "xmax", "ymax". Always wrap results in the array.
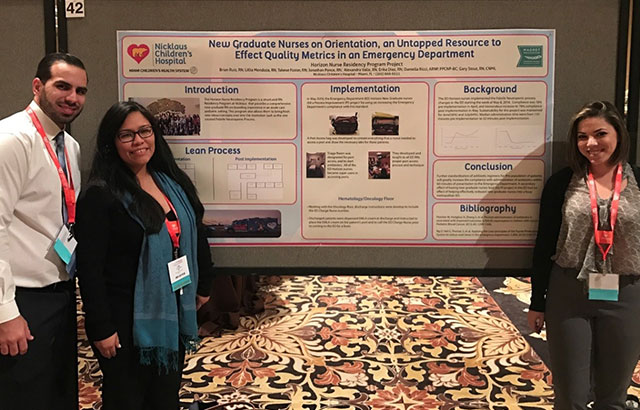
[
  {"xmin": 227, "ymin": 161, "xmax": 284, "ymax": 201},
  {"xmin": 170, "ymin": 143, "xmax": 296, "ymax": 205},
  {"xmin": 439, "ymin": 125, "xmax": 542, "ymax": 154}
]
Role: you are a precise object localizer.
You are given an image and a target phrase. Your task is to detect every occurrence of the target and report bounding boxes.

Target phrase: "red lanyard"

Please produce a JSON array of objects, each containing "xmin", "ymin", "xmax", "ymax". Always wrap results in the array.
[
  {"xmin": 163, "ymin": 194, "xmax": 181, "ymax": 255},
  {"xmin": 26, "ymin": 107, "xmax": 75, "ymax": 226},
  {"xmin": 587, "ymin": 163, "xmax": 623, "ymax": 261}
]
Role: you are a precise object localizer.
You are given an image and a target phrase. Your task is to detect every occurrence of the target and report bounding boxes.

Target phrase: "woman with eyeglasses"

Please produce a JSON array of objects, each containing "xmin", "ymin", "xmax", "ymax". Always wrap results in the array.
[
  {"xmin": 75, "ymin": 101, "xmax": 213, "ymax": 409},
  {"xmin": 528, "ymin": 101, "xmax": 640, "ymax": 409}
]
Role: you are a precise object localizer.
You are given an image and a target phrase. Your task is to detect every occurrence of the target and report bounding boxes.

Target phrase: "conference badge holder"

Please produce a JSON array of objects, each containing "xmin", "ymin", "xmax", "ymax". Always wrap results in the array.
[
  {"xmin": 53, "ymin": 225, "xmax": 77, "ymax": 265},
  {"xmin": 168, "ymin": 255, "xmax": 192, "ymax": 292},
  {"xmin": 588, "ymin": 272, "xmax": 619, "ymax": 301}
]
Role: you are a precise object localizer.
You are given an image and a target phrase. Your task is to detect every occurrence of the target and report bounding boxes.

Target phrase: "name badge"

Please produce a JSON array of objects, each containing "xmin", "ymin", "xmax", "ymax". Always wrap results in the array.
[
  {"xmin": 167, "ymin": 255, "xmax": 192, "ymax": 292},
  {"xmin": 53, "ymin": 225, "xmax": 77, "ymax": 264},
  {"xmin": 588, "ymin": 273, "xmax": 619, "ymax": 301}
]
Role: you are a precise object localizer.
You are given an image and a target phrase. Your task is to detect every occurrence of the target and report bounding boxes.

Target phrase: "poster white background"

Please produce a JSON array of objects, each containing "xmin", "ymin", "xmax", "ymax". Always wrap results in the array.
[{"xmin": 118, "ymin": 29, "xmax": 555, "ymax": 246}]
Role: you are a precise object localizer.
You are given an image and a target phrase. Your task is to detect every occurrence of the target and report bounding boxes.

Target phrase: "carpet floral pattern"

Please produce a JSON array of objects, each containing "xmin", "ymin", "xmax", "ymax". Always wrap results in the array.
[{"xmin": 78, "ymin": 276, "xmax": 554, "ymax": 409}]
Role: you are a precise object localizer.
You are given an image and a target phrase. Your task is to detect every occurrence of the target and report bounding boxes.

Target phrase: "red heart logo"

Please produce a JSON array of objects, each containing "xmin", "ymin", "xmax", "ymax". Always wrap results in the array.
[{"xmin": 127, "ymin": 44, "xmax": 150, "ymax": 64}]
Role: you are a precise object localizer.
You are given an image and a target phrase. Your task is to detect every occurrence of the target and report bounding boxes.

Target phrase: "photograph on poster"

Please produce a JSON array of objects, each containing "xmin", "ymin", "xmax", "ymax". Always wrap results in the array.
[
  {"xmin": 368, "ymin": 151, "xmax": 391, "ymax": 179},
  {"xmin": 372, "ymin": 112, "xmax": 399, "ymax": 135},
  {"xmin": 306, "ymin": 152, "xmax": 326, "ymax": 178},
  {"xmin": 330, "ymin": 112, "xmax": 359, "ymax": 135},
  {"xmin": 203, "ymin": 209, "xmax": 281, "ymax": 238},
  {"xmin": 133, "ymin": 97, "xmax": 201, "ymax": 136}
]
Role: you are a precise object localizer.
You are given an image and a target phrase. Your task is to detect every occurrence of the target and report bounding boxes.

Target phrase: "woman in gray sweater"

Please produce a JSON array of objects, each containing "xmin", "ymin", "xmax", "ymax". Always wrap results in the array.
[{"xmin": 528, "ymin": 101, "xmax": 640, "ymax": 410}]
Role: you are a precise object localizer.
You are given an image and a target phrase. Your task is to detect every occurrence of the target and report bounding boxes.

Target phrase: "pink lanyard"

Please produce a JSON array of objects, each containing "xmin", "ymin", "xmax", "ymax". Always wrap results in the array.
[
  {"xmin": 587, "ymin": 163, "xmax": 623, "ymax": 261},
  {"xmin": 26, "ymin": 107, "xmax": 76, "ymax": 227}
]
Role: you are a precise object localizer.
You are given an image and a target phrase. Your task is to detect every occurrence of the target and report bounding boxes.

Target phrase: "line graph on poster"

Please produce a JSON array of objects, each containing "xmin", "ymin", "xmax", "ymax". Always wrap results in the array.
[{"xmin": 437, "ymin": 125, "xmax": 544, "ymax": 156}]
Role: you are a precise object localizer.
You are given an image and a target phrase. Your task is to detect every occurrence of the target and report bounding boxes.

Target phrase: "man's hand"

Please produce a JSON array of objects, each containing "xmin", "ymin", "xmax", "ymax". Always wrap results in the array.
[
  {"xmin": 94, "ymin": 332, "xmax": 120, "ymax": 359},
  {"xmin": 0, "ymin": 316, "xmax": 33, "ymax": 356},
  {"xmin": 527, "ymin": 310, "xmax": 545, "ymax": 333},
  {"xmin": 196, "ymin": 295, "xmax": 210, "ymax": 311}
]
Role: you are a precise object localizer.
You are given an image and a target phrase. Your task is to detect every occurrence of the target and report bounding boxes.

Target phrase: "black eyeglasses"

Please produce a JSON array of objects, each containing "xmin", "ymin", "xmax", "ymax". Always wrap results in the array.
[{"xmin": 117, "ymin": 126, "xmax": 154, "ymax": 143}]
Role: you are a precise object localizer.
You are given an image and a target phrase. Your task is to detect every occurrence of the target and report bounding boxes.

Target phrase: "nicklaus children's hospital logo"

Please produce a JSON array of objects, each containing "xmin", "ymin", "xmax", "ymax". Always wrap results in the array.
[
  {"xmin": 127, "ymin": 44, "xmax": 150, "ymax": 64},
  {"xmin": 125, "ymin": 42, "xmax": 193, "ymax": 67}
]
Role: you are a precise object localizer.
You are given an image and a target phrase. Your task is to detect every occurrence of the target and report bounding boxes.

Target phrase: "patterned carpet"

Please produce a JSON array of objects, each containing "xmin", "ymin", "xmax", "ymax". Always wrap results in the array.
[
  {"xmin": 78, "ymin": 275, "xmax": 561, "ymax": 409},
  {"xmin": 479, "ymin": 277, "xmax": 640, "ymax": 406}
]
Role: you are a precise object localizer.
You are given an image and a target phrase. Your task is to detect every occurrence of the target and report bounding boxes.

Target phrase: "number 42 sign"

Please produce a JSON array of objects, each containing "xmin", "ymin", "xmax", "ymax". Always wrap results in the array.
[{"xmin": 65, "ymin": 0, "xmax": 85, "ymax": 18}]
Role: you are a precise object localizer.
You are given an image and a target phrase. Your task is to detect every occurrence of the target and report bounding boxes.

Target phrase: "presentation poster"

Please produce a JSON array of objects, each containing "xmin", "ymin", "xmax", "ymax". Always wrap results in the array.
[{"xmin": 117, "ymin": 29, "xmax": 554, "ymax": 246}]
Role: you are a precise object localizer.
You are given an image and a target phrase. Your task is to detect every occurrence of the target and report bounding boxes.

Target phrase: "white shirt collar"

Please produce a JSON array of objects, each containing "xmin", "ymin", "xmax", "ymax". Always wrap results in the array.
[{"xmin": 28, "ymin": 100, "xmax": 64, "ymax": 141}]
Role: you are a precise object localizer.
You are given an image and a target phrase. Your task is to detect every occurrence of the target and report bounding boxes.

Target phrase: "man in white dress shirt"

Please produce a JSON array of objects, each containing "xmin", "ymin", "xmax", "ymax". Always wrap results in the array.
[{"xmin": 0, "ymin": 53, "xmax": 88, "ymax": 409}]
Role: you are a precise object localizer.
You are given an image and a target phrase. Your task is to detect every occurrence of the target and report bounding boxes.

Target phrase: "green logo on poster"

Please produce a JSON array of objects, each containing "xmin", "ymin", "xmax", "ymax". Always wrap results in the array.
[{"xmin": 517, "ymin": 45, "xmax": 543, "ymax": 67}]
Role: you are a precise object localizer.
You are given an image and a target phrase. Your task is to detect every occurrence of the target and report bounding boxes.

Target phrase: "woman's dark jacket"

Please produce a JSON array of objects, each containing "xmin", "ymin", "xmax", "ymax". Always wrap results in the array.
[
  {"xmin": 530, "ymin": 164, "xmax": 640, "ymax": 312},
  {"xmin": 75, "ymin": 185, "xmax": 214, "ymax": 345}
]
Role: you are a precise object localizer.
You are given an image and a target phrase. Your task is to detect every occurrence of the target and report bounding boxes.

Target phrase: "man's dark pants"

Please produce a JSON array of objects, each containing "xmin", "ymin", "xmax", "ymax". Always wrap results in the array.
[{"xmin": 0, "ymin": 281, "xmax": 77, "ymax": 410}]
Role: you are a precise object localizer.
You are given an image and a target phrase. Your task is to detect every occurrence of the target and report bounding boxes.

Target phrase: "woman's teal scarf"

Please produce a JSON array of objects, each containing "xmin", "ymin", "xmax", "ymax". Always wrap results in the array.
[{"xmin": 122, "ymin": 172, "xmax": 199, "ymax": 372}]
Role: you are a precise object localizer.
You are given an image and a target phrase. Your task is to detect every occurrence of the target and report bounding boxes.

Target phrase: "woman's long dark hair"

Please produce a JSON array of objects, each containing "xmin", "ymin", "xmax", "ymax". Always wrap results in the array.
[
  {"xmin": 88, "ymin": 101, "xmax": 203, "ymax": 232},
  {"xmin": 566, "ymin": 100, "xmax": 630, "ymax": 173}
]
